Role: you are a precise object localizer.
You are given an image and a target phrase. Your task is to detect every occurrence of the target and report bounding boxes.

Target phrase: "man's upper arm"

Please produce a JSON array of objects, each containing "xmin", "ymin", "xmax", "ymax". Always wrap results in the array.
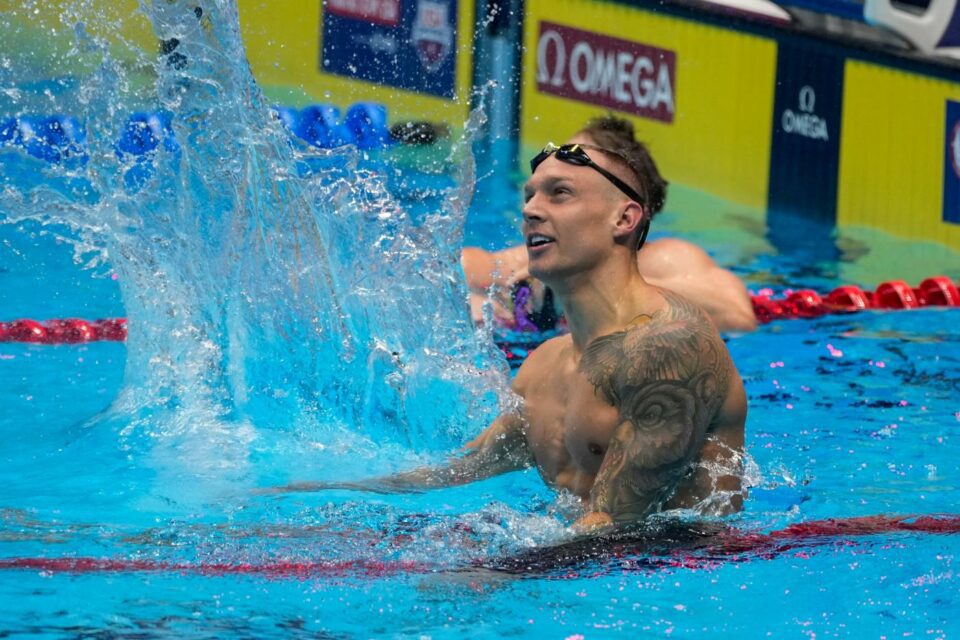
[
  {"xmin": 458, "ymin": 352, "xmax": 544, "ymax": 476},
  {"xmin": 462, "ymin": 410, "xmax": 528, "ymax": 468},
  {"xmin": 579, "ymin": 295, "xmax": 733, "ymax": 523}
]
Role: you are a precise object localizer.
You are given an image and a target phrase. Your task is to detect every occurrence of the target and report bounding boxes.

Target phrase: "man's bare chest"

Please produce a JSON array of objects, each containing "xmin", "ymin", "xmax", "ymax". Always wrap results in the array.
[{"xmin": 521, "ymin": 353, "xmax": 622, "ymax": 485}]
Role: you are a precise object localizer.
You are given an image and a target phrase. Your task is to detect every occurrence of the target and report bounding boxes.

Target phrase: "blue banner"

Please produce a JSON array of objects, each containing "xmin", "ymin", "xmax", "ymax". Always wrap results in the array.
[
  {"xmin": 766, "ymin": 42, "xmax": 846, "ymax": 260},
  {"xmin": 321, "ymin": 0, "xmax": 458, "ymax": 99},
  {"xmin": 767, "ymin": 42, "xmax": 845, "ymax": 226},
  {"xmin": 943, "ymin": 100, "xmax": 960, "ymax": 225}
]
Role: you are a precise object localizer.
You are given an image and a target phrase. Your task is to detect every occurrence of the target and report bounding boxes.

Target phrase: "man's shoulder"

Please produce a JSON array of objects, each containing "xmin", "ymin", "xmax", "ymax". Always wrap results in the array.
[
  {"xmin": 512, "ymin": 333, "xmax": 572, "ymax": 390},
  {"xmin": 520, "ymin": 333, "xmax": 572, "ymax": 368},
  {"xmin": 644, "ymin": 289, "xmax": 727, "ymax": 358},
  {"xmin": 579, "ymin": 290, "xmax": 731, "ymax": 407}
]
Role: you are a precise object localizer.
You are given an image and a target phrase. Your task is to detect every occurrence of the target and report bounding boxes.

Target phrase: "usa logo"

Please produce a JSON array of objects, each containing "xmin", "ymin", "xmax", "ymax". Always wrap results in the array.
[{"xmin": 411, "ymin": 1, "xmax": 453, "ymax": 73}]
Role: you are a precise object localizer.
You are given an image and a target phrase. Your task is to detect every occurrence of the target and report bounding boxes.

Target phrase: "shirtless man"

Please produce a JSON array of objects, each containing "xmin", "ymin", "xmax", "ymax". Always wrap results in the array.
[
  {"xmin": 462, "ymin": 116, "xmax": 758, "ymax": 333},
  {"xmin": 273, "ymin": 132, "xmax": 748, "ymax": 530}
]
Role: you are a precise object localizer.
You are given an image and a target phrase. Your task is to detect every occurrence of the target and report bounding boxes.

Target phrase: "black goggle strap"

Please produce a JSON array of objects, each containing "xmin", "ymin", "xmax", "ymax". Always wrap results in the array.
[
  {"xmin": 636, "ymin": 215, "xmax": 651, "ymax": 250},
  {"xmin": 584, "ymin": 157, "xmax": 646, "ymax": 207}
]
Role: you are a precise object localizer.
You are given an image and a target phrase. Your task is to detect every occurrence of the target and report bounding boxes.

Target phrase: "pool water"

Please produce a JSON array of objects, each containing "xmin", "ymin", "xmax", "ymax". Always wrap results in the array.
[{"xmin": 3, "ymin": 2, "xmax": 960, "ymax": 638}]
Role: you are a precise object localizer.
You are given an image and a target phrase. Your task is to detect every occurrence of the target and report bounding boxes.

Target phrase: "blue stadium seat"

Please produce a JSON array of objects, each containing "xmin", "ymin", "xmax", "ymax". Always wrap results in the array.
[
  {"xmin": 344, "ymin": 102, "xmax": 392, "ymax": 150},
  {"xmin": 15, "ymin": 115, "xmax": 87, "ymax": 163},
  {"xmin": 117, "ymin": 111, "xmax": 177, "ymax": 157},
  {"xmin": 296, "ymin": 104, "xmax": 353, "ymax": 148}
]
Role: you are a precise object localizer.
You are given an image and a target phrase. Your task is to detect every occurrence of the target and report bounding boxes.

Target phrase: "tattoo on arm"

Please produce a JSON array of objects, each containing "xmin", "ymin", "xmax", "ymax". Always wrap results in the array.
[{"xmin": 580, "ymin": 292, "xmax": 731, "ymax": 523}]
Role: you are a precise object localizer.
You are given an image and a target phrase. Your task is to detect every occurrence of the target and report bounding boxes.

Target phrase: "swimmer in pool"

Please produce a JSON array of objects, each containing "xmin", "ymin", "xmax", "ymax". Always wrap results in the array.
[
  {"xmin": 271, "ymin": 127, "xmax": 748, "ymax": 531},
  {"xmin": 462, "ymin": 116, "xmax": 758, "ymax": 333}
]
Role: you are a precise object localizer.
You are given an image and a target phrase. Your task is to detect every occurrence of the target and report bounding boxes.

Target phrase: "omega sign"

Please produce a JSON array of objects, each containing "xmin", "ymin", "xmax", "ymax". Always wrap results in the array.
[
  {"xmin": 536, "ymin": 22, "xmax": 676, "ymax": 123},
  {"xmin": 781, "ymin": 85, "xmax": 829, "ymax": 141}
]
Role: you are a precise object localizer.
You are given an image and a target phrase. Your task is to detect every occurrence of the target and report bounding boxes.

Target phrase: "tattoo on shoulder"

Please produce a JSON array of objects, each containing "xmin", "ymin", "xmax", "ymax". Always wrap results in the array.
[
  {"xmin": 579, "ymin": 292, "xmax": 732, "ymax": 520},
  {"xmin": 580, "ymin": 292, "xmax": 729, "ymax": 406}
]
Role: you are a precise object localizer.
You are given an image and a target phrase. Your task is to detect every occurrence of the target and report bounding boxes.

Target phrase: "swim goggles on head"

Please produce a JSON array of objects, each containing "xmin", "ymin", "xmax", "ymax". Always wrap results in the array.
[
  {"xmin": 530, "ymin": 143, "xmax": 646, "ymax": 206},
  {"xmin": 530, "ymin": 142, "xmax": 650, "ymax": 249}
]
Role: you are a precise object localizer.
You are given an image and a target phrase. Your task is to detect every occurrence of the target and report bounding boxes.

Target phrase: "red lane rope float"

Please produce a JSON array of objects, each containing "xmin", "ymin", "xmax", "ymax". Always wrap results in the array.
[
  {"xmin": 0, "ymin": 513, "xmax": 957, "ymax": 578},
  {"xmin": 751, "ymin": 275, "xmax": 959, "ymax": 324},
  {"xmin": 0, "ymin": 318, "xmax": 126, "ymax": 344},
  {"xmin": 0, "ymin": 557, "xmax": 426, "ymax": 579}
]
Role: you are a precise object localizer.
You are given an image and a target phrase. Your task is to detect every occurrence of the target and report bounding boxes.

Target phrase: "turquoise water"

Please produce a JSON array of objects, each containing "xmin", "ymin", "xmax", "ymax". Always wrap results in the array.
[{"xmin": 2, "ymin": 1, "xmax": 960, "ymax": 637}]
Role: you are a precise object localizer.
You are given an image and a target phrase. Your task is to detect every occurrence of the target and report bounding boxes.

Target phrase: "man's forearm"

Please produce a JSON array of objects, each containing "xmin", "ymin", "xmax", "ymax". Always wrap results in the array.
[
  {"xmin": 263, "ymin": 460, "xmax": 494, "ymax": 495},
  {"xmin": 264, "ymin": 412, "xmax": 532, "ymax": 496}
]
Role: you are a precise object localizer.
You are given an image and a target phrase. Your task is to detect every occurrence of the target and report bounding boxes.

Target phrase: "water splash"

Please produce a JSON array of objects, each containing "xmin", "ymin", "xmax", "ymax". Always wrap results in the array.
[{"xmin": 0, "ymin": 0, "xmax": 510, "ymax": 500}]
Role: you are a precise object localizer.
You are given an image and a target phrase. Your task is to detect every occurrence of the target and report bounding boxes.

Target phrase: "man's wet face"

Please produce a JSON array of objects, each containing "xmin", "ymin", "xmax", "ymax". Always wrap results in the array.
[{"xmin": 522, "ymin": 156, "xmax": 624, "ymax": 282}]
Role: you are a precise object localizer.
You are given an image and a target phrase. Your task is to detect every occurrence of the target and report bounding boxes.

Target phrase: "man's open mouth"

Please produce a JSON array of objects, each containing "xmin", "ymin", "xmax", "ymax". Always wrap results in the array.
[{"xmin": 526, "ymin": 233, "xmax": 555, "ymax": 248}]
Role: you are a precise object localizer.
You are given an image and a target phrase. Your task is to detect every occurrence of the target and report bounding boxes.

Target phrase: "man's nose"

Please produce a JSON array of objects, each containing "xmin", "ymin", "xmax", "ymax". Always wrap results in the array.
[{"xmin": 522, "ymin": 194, "xmax": 545, "ymax": 223}]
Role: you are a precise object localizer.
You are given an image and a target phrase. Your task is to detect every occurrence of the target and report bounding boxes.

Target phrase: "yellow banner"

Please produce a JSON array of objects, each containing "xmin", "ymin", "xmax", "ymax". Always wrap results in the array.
[{"xmin": 838, "ymin": 60, "xmax": 960, "ymax": 250}]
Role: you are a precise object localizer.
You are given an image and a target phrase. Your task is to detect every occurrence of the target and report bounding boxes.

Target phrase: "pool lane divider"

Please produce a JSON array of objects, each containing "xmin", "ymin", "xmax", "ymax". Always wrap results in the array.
[
  {"xmin": 0, "ymin": 557, "xmax": 426, "ymax": 579},
  {"xmin": 1, "ymin": 514, "xmax": 958, "ymax": 579},
  {"xmin": 0, "ymin": 318, "xmax": 126, "ymax": 344},
  {"xmin": 1, "ymin": 276, "xmax": 957, "ymax": 345},
  {"xmin": 750, "ymin": 275, "xmax": 960, "ymax": 323}
]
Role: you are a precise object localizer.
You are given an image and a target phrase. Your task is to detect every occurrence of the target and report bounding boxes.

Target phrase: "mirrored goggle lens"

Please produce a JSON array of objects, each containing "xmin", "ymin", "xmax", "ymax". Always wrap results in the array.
[{"xmin": 530, "ymin": 143, "xmax": 591, "ymax": 173}]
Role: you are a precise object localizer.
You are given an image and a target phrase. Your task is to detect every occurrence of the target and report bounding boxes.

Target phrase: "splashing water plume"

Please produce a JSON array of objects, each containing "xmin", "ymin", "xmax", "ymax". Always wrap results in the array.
[{"xmin": 0, "ymin": 0, "xmax": 509, "ymax": 500}]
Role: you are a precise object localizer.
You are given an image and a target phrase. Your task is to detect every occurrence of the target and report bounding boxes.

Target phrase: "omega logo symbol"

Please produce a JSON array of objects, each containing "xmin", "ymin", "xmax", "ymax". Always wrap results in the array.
[
  {"xmin": 799, "ymin": 85, "xmax": 816, "ymax": 113},
  {"xmin": 782, "ymin": 84, "xmax": 828, "ymax": 141},
  {"xmin": 536, "ymin": 30, "xmax": 566, "ymax": 87}
]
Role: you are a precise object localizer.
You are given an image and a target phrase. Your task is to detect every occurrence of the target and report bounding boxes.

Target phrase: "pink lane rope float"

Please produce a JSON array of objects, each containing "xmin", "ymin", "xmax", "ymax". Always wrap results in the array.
[{"xmin": 0, "ymin": 276, "xmax": 957, "ymax": 344}]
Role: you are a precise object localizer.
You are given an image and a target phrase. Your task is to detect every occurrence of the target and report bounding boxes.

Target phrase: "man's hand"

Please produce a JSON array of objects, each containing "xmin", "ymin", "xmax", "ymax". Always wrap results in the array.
[{"xmin": 572, "ymin": 511, "xmax": 614, "ymax": 534}]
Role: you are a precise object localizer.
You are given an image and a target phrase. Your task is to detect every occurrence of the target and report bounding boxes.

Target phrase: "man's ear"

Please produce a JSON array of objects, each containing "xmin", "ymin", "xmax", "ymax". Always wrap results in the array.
[{"xmin": 613, "ymin": 201, "xmax": 646, "ymax": 242}]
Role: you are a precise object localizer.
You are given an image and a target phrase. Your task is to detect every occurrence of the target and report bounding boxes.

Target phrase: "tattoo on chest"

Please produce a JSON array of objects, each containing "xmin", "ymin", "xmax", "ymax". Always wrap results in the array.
[{"xmin": 578, "ymin": 292, "xmax": 732, "ymax": 521}]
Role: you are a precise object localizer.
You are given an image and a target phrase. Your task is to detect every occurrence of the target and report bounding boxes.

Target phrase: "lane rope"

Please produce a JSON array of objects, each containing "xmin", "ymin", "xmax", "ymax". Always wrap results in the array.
[
  {"xmin": 750, "ymin": 275, "xmax": 959, "ymax": 324},
  {"xmin": 0, "ymin": 318, "xmax": 126, "ymax": 344},
  {"xmin": 0, "ymin": 513, "xmax": 957, "ymax": 578},
  {"xmin": 1, "ymin": 276, "xmax": 957, "ymax": 345}
]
